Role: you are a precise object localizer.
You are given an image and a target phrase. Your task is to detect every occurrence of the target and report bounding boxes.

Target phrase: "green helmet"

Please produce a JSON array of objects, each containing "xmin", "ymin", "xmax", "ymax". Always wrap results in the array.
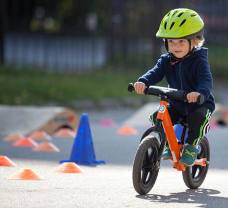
[{"xmin": 156, "ymin": 8, "xmax": 204, "ymax": 39}]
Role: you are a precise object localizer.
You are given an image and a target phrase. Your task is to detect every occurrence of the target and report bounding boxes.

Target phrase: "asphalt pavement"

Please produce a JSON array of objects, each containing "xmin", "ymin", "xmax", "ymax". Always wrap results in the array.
[{"xmin": 0, "ymin": 104, "xmax": 228, "ymax": 208}]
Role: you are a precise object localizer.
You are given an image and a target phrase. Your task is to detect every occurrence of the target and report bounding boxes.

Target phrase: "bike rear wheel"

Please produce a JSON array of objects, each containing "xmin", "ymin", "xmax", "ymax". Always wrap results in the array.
[
  {"xmin": 182, "ymin": 137, "xmax": 210, "ymax": 189},
  {"xmin": 132, "ymin": 136, "xmax": 160, "ymax": 195}
]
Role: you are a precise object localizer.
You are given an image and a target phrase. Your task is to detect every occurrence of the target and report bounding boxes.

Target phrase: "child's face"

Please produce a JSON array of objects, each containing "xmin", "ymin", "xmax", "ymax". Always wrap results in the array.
[{"xmin": 167, "ymin": 39, "xmax": 193, "ymax": 58}]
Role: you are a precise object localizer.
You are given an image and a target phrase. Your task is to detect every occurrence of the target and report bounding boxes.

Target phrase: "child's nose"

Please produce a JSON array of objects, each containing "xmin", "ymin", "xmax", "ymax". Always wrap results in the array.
[{"xmin": 173, "ymin": 43, "xmax": 181, "ymax": 48}]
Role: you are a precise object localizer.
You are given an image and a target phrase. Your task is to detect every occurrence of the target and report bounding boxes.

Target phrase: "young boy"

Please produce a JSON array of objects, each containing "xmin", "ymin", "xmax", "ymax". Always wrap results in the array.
[{"xmin": 134, "ymin": 8, "xmax": 215, "ymax": 166}]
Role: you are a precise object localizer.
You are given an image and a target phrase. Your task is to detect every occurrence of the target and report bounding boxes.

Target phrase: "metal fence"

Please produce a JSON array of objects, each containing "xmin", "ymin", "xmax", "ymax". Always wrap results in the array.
[
  {"xmin": 2, "ymin": 0, "xmax": 228, "ymax": 74},
  {"xmin": 4, "ymin": 33, "xmax": 107, "ymax": 72}
]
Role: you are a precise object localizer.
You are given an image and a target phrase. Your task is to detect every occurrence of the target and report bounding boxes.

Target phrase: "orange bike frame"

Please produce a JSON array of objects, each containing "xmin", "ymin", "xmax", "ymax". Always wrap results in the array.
[
  {"xmin": 156, "ymin": 100, "xmax": 207, "ymax": 171},
  {"xmin": 156, "ymin": 101, "xmax": 180, "ymax": 161},
  {"xmin": 157, "ymin": 100, "xmax": 186, "ymax": 171}
]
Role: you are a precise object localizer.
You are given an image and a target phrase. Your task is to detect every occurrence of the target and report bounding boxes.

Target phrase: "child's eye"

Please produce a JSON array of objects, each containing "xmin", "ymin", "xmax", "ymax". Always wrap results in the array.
[
  {"xmin": 168, "ymin": 39, "xmax": 173, "ymax": 43},
  {"xmin": 179, "ymin": 39, "xmax": 187, "ymax": 44}
]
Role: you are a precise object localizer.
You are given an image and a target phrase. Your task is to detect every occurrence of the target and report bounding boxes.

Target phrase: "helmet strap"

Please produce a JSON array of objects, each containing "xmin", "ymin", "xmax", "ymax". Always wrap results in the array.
[
  {"xmin": 187, "ymin": 39, "xmax": 192, "ymax": 53},
  {"xmin": 164, "ymin": 39, "xmax": 168, "ymax": 51}
]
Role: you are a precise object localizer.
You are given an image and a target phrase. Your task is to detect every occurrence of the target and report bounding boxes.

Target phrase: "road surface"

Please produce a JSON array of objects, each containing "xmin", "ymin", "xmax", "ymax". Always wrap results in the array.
[{"xmin": 0, "ymin": 105, "xmax": 228, "ymax": 208}]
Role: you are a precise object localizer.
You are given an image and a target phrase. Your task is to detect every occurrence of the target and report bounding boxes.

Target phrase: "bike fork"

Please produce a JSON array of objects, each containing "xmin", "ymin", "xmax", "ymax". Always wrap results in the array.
[{"xmin": 154, "ymin": 122, "xmax": 166, "ymax": 160}]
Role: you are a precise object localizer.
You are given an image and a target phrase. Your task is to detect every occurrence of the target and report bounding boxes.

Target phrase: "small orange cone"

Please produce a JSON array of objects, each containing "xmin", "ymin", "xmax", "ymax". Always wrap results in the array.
[
  {"xmin": 12, "ymin": 137, "xmax": 38, "ymax": 148},
  {"xmin": 0, "ymin": 155, "xmax": 17, "ymax": 167},
  {"xmin": 99, "ymin": 119, "xmax": 116, "ymax": 127},
  {"xmin": 3, "ymin": 133, "xmax": 24, "ymax": 143},
  {"xmin": 57, "ymin": 162, "xmax": 82, "ymax": 173},
  {"xmin": 33, "ymin": 142, "xmax": 60, "ymax": 152},
  {"xmin": 117, "ymin": 126, "xmax": 138, "ymax": 136},
  {"xmin": 54, "ymin": 128, "xmax": 76, "ymax": 139},
  {"xmin": 8, "ymin": 168, "xmax": 43, "ymax": 180},
  {"xmin": 29, "ymin": 131, "xmax": 52, "ymax": 141}
]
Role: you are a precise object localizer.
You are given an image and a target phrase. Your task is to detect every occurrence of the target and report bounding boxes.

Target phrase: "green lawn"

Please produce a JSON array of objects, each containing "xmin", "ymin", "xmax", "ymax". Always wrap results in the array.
[
  {"xmin": 0, "ymin": 65, "xmax": 146, "ymax": 106},
  {"xmin": 208, "ymin": 44, "xmax": 228, "ymax": 77}
]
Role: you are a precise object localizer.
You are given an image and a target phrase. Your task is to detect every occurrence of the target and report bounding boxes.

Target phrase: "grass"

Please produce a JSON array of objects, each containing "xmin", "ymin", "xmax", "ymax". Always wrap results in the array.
[
  {"xmin": 208, "ymin": 44, "xmax": 228, "ymax": 77},
  {"xmin": 0, "ymin": 65, "xmax": 148, "ymax": 106}
]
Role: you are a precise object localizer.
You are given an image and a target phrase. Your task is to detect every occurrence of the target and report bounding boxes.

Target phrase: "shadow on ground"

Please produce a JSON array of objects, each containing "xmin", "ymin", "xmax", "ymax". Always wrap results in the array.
[{"xmin": 137, "ymin": 188, "xmax": 228, "ymax": 208}]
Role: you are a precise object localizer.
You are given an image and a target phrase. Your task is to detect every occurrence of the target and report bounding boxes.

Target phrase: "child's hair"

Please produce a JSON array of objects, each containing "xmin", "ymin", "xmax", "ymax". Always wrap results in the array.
[{"xmin": 191, "ymin": 35, "xmax": 205, "ymax": 47}]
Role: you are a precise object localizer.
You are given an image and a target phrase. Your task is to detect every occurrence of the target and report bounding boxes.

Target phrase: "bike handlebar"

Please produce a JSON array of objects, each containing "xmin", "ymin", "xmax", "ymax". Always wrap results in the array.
[{"xmin": 128, "ymin": 83, "xmax": 205, "ymax": 105}]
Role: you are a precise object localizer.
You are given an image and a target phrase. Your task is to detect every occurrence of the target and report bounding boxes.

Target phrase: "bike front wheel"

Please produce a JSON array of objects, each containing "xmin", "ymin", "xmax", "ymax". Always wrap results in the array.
[
  {"xmin": 132, "ymin": 136, "xmax": 160, "ymax": 195},
  {"xmin": 182, "ymin": 137, "xmax": 210, "ymax": 189}
]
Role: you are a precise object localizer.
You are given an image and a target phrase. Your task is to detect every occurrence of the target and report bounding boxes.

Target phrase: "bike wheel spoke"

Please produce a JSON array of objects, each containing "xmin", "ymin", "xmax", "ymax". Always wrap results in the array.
[
  {"xmin": 141, "ymin": 147, "xmax": 157, "ymax": 184},
  {"xmin": 142, "ymin": 147, "xmax": 155, "ymax": 169},
  {"xmin": 191, "ymin": 166, "xmax": 198, "ymax": 178},
  {"xmin": 148, "ymin": 148, "xmax": 156, "ymax": 161},
  {"xmin": 141, "ymin": 169, "xmax": 150, "ymax": 184}
]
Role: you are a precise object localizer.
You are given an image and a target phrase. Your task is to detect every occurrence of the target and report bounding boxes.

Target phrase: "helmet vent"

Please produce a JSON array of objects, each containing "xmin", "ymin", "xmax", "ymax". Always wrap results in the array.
[
  {"xmin": 177, "ymin": 12, "xmax": 184, "ymax": 17},
  {"xmin": 191, "ymin": 14, "xmax": 197, "ymax": 17},
  {"xmin": 170, "ymin": 22, "xmax": 175, "ymax": 30},
  {"xmin": 164, "ymin": 21, "xmax": 167, "ymax": 29},
  {"xmin": 179, "ymin": 19, "xmax": 186, "ymax": 27},
  {"xmin": 172, "ymin": 10, "xmax": 178, "ymax": 16},
  {"xmin": 166, "ymin": 12, "xmax": 170, "ymax": 16}
]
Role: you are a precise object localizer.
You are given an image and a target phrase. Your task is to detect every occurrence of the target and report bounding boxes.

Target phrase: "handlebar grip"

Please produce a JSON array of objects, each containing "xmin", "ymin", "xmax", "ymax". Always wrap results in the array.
[
  {"xmin": 197, "ymin": 94, "xmax": 205, "ymax": 105},
  {"xmin": 128, "ymin": 83, "xmax": 135, "ymax": 92},
  {"xmin": 128, "ymin": 83, "xmax": 148, "ymax": 94},
  {"xmin": 185, "ymin": 94, "xmax": 205, "ymax": 104},
  {"xmin": 183, "ymin": 93, "xmax": 205, "ymax": 104}
]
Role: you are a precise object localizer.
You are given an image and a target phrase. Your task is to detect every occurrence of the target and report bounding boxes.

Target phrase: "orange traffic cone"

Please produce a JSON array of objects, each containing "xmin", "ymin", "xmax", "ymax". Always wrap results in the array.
[
  {"xmin": 33, "ymin": 142, "xmax": 60, "ymax": 152},
  {"xmin": 3, "ymin": 133, "xmax": 24, "ymax": 143},
  {"xmin": 54, "ymin": 128, "xmax": 76, "ymax": 139},
  {"xmin": 12, "ymin": 137, "xmax": 38, "ymax": 148},
  {"xmin": 117, "ymin": 126, "xmax": 138, "ymax": 136},
  {"xmin": 8, "ymin": 168, "xmax": 43, "ymax": 180},
  {"xmin": 99, "ymin": 119, "xmax": 116, "ymax": 127},
  {"xmin": 29, "ymin": 130, "xmax": 52, "ymax": 141},
  {"xmin": 57, "ymin": 162, "xmax": 82, "ymax": 173},
  {"xmin": 0, "ymin": 155, "xmax": 17, "ymax": 167}
]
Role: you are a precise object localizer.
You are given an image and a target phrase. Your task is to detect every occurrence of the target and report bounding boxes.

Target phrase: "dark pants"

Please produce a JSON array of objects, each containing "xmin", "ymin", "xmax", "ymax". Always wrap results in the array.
[{"xmin": 151, "ymin": 106, "xmax": 212, "ymax": 145}]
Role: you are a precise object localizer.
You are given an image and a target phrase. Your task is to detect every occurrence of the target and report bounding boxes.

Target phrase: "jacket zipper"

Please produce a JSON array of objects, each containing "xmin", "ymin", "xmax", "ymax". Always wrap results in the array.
[
  {"xmin": 178, "ymin": 62, "xmax": 183, "ymax": 90},
  {"xmin": 178, "ymin": 62, "xmax": 187, "ymax": 115}
]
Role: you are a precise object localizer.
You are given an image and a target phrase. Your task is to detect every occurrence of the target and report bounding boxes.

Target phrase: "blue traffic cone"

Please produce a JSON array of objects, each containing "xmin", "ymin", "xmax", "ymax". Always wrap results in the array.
[{"xmin": 60, "ymin": 113, "xmax": 105, "ymax": 166}]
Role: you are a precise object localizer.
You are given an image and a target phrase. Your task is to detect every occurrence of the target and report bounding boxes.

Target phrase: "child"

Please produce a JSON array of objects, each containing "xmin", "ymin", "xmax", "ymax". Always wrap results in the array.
[{"xmin": 134, "ymin": 8, "xmax": 215, "ymax": 166}]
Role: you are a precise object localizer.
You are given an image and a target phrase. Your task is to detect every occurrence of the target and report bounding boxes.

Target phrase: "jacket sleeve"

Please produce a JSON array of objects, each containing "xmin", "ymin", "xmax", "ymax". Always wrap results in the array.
[
  {"xmin": 137, "ymin": 57, "xmax": 165, "ymax": 87},
  {"xmin": 196, "ymin": 59, "xmax": 213, "ymax": 100}
]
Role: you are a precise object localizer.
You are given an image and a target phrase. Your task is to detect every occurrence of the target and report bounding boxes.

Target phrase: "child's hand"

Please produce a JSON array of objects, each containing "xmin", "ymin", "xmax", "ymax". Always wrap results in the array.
[
  {"xmin": 134, "ymin": 82, "xmax": 146, "ymax": 94},
  {"xmin": 186, "ymin": 92, "xmax": 200, "ymax": 103}
]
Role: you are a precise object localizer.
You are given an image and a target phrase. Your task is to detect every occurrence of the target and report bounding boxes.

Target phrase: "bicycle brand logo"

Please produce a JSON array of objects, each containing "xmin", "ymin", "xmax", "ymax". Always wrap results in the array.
[{"xmin": 158, "ymin": 105, "xmax": 165, "ymax": 113}]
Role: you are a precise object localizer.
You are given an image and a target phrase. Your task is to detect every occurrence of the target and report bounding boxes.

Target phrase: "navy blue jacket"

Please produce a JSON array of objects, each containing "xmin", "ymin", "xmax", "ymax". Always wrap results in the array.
[{"xmin": 138, "ymin": 47, "xmax": 215, "ymax": 115}]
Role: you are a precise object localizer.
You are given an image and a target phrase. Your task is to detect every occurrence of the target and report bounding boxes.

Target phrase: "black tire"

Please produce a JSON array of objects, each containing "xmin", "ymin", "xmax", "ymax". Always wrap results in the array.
[
  {"xmin": 182, "ymin": 137, "xmax": 210, "ymax": 189},
  {"xmin": 132, "ymin": 136, "xmax": 160, "ymax": 195}
]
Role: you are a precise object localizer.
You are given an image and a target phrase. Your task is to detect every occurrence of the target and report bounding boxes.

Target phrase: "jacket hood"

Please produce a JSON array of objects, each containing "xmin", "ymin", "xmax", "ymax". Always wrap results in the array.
[{"xmin": 192, "ymin": 47, "xmax": 208, "ymax": 59}]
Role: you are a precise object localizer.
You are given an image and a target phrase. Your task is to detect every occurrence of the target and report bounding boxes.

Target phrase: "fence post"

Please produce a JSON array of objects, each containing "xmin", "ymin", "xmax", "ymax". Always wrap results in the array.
[{"xmin": 0, "ymin": 0, "xmax": 7, "ymax": 64}]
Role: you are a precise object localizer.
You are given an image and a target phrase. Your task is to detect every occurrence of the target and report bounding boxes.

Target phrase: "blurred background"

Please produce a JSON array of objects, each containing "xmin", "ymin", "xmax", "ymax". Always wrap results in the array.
[{"xmin": 0, "ymin": 0, "xmax": 227, "ymax": 107}]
